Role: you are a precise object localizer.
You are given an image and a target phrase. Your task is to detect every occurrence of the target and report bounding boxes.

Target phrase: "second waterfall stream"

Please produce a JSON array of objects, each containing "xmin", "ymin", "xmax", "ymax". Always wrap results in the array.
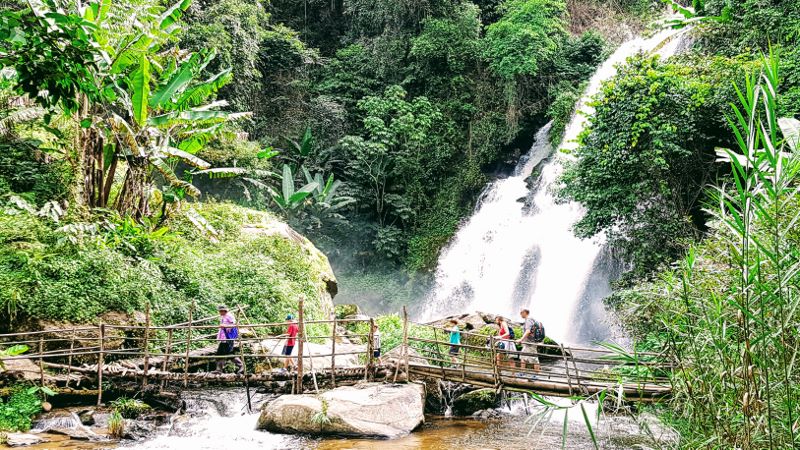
[{"xmin": 422, "ymin": 24, "xmax": 689, "ymax": 344}]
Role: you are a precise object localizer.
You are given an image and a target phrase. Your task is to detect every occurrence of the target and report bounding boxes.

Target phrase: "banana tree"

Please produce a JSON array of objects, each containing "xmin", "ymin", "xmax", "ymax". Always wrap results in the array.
[
  {"xmin": 106, "ymin": 48, "xmax": 247, "ymax": 218},
  {"xmin": 74, "ymin": 0, "xmax": 246, "ymax": 218},
  {"xmin": 271, "ymin": 164, "xmax": 318, "ymax": 214}
]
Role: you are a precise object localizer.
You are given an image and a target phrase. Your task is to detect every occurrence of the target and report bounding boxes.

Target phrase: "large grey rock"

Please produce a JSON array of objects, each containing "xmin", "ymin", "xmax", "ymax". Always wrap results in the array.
[
  {"xmin": 4, "ymin": 433, "xmax": 46, "ymax": 446},
  {"xmin": 257, "ymin": 382, "xmax": 425, "ymax": 438}
]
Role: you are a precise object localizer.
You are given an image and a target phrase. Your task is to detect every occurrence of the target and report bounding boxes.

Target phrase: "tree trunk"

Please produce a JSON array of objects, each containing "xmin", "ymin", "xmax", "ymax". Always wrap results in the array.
[{"xmin": 115, "ymin": 157, "xmax": 151, "ymax": 219}]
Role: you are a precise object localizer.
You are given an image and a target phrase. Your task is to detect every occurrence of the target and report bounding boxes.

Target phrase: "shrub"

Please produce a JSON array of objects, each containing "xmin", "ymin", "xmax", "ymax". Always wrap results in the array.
[
  {"xmin": 0, "ymin": 385, "xmax": 50, "ymax": 432},
  {"xmin": 110, "ymin": 397, "xmax": 151, "ymax": 419}
]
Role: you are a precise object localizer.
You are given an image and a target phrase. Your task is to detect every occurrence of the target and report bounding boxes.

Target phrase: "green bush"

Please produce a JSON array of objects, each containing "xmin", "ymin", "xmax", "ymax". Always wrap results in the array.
[
  {"xmin": 0, "ymin": 201, "xmax": 332, "ymax": 328},
  {"xmin": 0, "ymin": 385, "xmax": 48, "ymax": 432},
  {"xmin": 110, "ymin": 397, "xmax": 151, "ymax": 419}
]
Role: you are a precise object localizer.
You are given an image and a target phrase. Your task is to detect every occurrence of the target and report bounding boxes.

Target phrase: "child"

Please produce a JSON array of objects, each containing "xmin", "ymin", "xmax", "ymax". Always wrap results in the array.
[
  {"xmin": 372, "ymin": 323, "xmax": 382, "ymax": 364},
  {"xmin": 448, "ymin": 319, "xmax": 462, "ymax": 365}
]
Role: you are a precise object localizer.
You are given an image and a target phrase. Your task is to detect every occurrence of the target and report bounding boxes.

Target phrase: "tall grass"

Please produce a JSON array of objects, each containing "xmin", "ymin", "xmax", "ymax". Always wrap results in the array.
[{"xmin": 650, "ymin": 51, "xmax": 800, "ymax": 449}]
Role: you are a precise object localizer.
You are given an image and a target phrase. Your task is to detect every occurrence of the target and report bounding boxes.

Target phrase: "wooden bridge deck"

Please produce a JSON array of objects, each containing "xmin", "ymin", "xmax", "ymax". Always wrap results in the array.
[{"xmin": 0, "ymin": 304, "xmax": 673, "ymax": 403}]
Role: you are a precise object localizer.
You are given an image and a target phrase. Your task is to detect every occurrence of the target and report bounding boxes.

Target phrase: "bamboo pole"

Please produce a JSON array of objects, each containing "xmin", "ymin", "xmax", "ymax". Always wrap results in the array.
[
  {"xmin": 403, "ymin": 306, "xmax": 410, "ymax": 382},
  {"xmin": 569, "ymin": 346, "xmax": 588, "ymax": 395},
  {"xmin": 142, "ymin": 302, "xmax": 151, "ymax": 389},
  {"xmin": 38, "ymin": 336, "xmax": 44, "ymax": 388},
  {"xmin": 295, "ymin": 299, "xmax": 304, "ymax": 394},
  {"xmin": 461, "ymin": 339, "xmax": 468, "ymax": 382},
  {"xmin": 490, "ymin": 335, "xmax": 499, "ymax": 388},
  {"xmin": 560, "ymin": 343, "xmax": 575, "ymax": 397},
  {"xmin": 365, "ymin": 318, "xmax": 374, "ymax": 381},
  {"xmin": 96, "ymin": 324, "xmax": 105, "ymax": 406},
  {"xmin": 160, "ymin": 327, "xmax": 174, "ymax": 392},
  {"xmin": 236, "ymin": 312, "xmax": 252, "ymax": 412},
  {"xmin": 66, "ymin": 328, "xmax": 76, "ymax": 387},
  {"xmin": 184, "ymin": 302, "xmax": 194, "ymax": 388},
  {"xmin": 330, "ymin": 318, "xmax": 337, "ymax": 387}
]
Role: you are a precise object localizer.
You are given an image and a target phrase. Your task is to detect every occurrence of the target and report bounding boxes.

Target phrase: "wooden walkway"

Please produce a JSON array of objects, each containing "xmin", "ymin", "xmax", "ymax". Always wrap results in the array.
[{"xmin": 0, "ymin": 303, "xmax": 672, "ymax": 403}]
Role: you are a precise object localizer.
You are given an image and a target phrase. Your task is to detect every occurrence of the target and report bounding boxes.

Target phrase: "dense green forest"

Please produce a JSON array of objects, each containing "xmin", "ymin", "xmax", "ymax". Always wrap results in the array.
[{"xmin": 1, "ymin": 0, "xmax": 800, "ymax": 447}]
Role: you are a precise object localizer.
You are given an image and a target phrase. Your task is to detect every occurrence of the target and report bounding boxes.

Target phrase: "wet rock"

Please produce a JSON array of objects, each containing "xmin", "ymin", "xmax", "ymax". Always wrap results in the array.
[
  {"xmin": 78, "ymin": 409, "xmax": 95, "ymax": 425},
  {"xmin": 452, "ymin": 388, "xmax": 499, "ymax": 416},
  {"xmin": 48, "ymin": 427, "xmax": 96, "ymax": 440},
  {"xmin": 91, "ymin": 412, "xmax": 111, "ymax": 428},
  {"xmin": 257, "ymin": 382, "xmax": 425, "ymax": 438},
  {"xmin": 4, "ymin": 433, "xmax": 46, "ymax": 446},
  {"xmin": 471, "ymin": 408, "xmax": 503, "ymax": 420},
  {"xmin": 0, "ymin": 358, "xmax": 42, "ymax": 381},
  {"xmin": 122, "ymin": 419, "xmax": 156, "ymax": 440}
]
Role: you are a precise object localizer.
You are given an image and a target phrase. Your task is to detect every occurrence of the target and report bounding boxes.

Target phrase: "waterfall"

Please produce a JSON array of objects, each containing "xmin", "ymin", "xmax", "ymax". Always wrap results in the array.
[{"xmin": 421, "ymin": 24, "xmax": 689, "ymax": 344}]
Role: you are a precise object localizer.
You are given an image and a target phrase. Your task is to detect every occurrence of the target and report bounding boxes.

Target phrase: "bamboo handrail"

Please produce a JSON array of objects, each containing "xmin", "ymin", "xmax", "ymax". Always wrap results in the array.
[{"xmin": 0, "ymin": 305, "xmax": 672, "ymax": 402}]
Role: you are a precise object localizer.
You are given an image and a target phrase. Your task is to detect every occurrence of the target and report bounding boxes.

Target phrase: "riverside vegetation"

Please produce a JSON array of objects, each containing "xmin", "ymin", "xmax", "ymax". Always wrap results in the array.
[{"xmin": 0, "ymin": 0, "xmax": 799, "ymax": 448}]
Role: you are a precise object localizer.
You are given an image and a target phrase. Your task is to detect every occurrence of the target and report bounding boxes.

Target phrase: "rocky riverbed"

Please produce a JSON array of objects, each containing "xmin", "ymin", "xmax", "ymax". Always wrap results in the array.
[{"xmin": 2, "ymin": 385, "xmax": 678, "ymax": 449}]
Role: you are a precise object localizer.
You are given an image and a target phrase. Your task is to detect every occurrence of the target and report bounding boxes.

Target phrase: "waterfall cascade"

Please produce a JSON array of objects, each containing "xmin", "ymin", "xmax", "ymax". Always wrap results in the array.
[{"xmin": 422, "ymin": 24, "xmax": 689, "ymax": 344}]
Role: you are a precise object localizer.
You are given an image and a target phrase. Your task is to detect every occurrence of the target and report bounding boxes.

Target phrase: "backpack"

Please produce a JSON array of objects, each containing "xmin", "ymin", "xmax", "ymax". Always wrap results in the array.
[
  {"xmin": 532, "ymin": 320, "xmax": 545, "ymax": 343},
  {"xmin": 224, "ymin": 326, "xmax": 239, "ymax": 340},
  {"xmin": 507, "ymin": 325, "xmax": 516, "ymax": 340}
]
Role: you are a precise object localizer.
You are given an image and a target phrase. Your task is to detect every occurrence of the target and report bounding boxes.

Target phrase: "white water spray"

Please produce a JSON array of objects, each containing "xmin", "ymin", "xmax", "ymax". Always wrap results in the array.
[{"xmin": 422, "ymin": 24, "xmax": 689, "ymax": 344}]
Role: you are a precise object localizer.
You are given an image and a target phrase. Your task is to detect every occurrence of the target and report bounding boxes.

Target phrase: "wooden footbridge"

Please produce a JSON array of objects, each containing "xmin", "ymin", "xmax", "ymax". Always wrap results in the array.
[{"xmin": 0, "ymin": 304, "xmax": 672, "ymax": 404}]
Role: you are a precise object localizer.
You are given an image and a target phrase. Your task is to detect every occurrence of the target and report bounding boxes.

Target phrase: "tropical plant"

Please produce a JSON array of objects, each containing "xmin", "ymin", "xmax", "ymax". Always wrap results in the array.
[
  {"xmin": 108, "ymin": 410, "xmax": 124, "ymax": 438},
  {"xmin": 0, "ymin": 384, "xmax": 55, "ymax": 432},
  {"xmin": 615, "ymin": 52, "xmax": 800, "ymax": 449},
  {"xmin": 110, "ymin": 397, "xmax": 151, "ymax": 419},
  {"xmin": 270, "ymin": 164, "xmax": 317, "ymax": 214},
  {"xmin": 0, "ymin": 345, "xmax": 28, "ymax": 370},
  {"xmin": 299, "ymin": 168, "xmax": 355, "ymax": 228}
]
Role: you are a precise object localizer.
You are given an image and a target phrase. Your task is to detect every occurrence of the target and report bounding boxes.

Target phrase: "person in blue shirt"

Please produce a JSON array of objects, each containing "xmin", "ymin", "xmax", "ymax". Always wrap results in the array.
[{"xmin": 448, "ymin": 319, "xmax": 462, "ymax": 364}]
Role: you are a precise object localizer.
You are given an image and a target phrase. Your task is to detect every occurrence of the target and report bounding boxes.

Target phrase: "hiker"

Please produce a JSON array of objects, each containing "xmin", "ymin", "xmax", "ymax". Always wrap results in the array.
[
  {"xmin": 215, "ymin": 305, "xmax": 243, "ymax": 374},
  {"xmin": 494, "ymin": 316, "xmax": 516, "ymax": 367},
  {"xmin": 448, "ymin": 319, "xmax": 462, "ymax": 365},
  {"xmin": 517, "ymin": 308, "xmax": 542, "ymax": 374},
  {"xmin": 372, "ymin": 323, "xmax": 382, "ymax": 364},
  {"xmin": 278, "ymin": 314, "xmax": 299, "ymax": 372}
]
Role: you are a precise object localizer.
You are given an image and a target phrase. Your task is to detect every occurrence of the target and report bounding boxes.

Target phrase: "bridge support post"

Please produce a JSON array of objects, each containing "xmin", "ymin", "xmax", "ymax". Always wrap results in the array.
[
  {"xmin": 560, "ymin": 343, "xmax": 575, "ymax": 397},
  {"xmin": 160, "ymin": 327, "xmax": 173, "ymax": 393},
  {"xmin": 183, "ymin": 302, "xmax": 194, "ymax": 388},
  {"xmin": 330, "ymin": 318, "xmax": 337, "ymax": 387},
  {"xmin": 66, "ymin": 328, "xmax": 76, "ymax": 388},
  {"xmin": 142, "ymin": 302, "xmax": 151, "ymax": 389},
  {"xmin": 97, "ymin": 324, "xmax": 105, "ymax": 406},
  {"xmin": 295, "ymin": 299, "xmax": 304, "ymax": 394},
  {"xmin": 366, "ymin": 318, "xmax": 375, "ymax": 381}
]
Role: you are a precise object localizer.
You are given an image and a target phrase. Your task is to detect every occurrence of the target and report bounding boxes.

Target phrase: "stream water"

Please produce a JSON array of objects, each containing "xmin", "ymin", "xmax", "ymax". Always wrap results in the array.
[{"xmin": 23, "ymin": 389, "xmax": 674, "ymax": 449}]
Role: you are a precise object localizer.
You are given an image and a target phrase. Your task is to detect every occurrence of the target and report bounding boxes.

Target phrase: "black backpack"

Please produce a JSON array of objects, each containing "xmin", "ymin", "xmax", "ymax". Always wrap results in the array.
[
  {"xmin": 507, "ymin": 325, "xmax": 515, "ymax": 340},
  {"xmin": 532, "ymin": 320, "xmax": 545, "ymax": 343}
]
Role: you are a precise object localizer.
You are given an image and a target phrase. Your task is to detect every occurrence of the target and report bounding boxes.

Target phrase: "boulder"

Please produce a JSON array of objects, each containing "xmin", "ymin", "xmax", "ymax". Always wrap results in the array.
[
  {"xmin": 451, "ymin": 388, "xmax": 499, "ymax": 416},
  {"xmin": 0, "ymin": 357, "xmax": 41, "ymax": 381},
  {"xmin": 257, "ymin": 382, "xmax": 425, "ymax": 438},
  {"xmin": 4, "ymin": 433, "xmax": 46, "ymax": 446},
  {"xmin": 122, "ymin": 419, "xmax": 156, "ymax": 440}
]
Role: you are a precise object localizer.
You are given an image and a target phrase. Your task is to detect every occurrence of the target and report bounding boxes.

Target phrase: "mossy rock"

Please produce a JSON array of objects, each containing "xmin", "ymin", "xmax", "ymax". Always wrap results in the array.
[
  {"xmin": 334, "ymin": 304, "xmax": 361, "ymax": 320},
  {"xmin": 451, "ymin": 388, "xmax": 499, "ymax": 416}
]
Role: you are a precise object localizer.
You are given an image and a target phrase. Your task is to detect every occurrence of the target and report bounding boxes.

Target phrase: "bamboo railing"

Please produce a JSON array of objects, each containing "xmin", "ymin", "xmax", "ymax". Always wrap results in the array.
[{"xmin": 0, "ymin": 305, "xmax": 673, "ymax": 403}]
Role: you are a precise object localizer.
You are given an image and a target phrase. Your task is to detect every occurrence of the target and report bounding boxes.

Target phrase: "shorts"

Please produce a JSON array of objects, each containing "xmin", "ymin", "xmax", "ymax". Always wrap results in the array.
[
  {"xmin": 449, "ymin": 345, "xmax": 460, "ymax": 355},
  {"xmin": 282, "ymin": 345, "xmax": 295, "ymax": 356},
  {"xmin": 216, "ymin": 341, "xmax": 234, "ymax": 355},
  {"xmin": 373, "ymin": 350, "xmax": 381, "ymax": 358},
  {"xmin": 521, "ymin": 343, "xmax": 540, "ymax": 365}
]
